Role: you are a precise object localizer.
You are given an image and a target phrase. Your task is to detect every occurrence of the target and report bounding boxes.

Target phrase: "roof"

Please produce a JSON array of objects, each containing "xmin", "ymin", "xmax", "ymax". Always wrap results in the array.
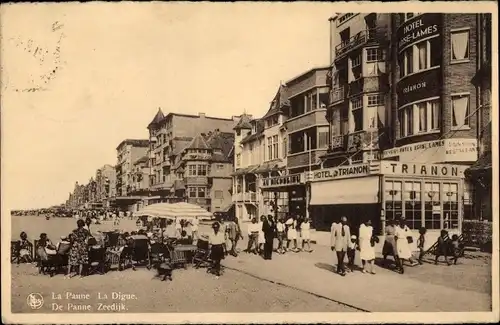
[
  {"xmin": 147, "ymin": 108, "xmax": 165, "ymax": 129},
  {"xmin": 116, "ymin": 139, "xmax": 149, "ymax": 150},
  {"xmin": 206, "ymin": 131, "xmax": 234, "ymax": 161},
  {"xmin": 262, "ymin": 84, "xmax": 289, "ymax": 119},
  {"xmin": 186, "ymin": 134, "xmax": 210, "ymax": 150},
  {"xmin": 240, "ymin": 119, "xmax": 265, "ymax": 144},
  {"xmin": 164, "ymin": 112, "xmax": 234, "ymax": 122},
  {"xmin": 133, "ymin": 155, "xmax": 148, "ymax": 165},
  {"xmin": 233, "ymin": 113, "xmax": 252, "ymax": 130},
  {"xmin": 465, "ymin": 151, "xmax": 492, "ymax": 179},
  {"xmin": 169, "ymin": 138, "xmax": 193, "ymax": 156}
]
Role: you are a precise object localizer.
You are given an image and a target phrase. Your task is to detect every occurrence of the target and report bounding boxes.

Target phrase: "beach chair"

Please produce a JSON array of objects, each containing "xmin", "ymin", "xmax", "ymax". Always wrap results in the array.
[
  {"xmin": 130, "ymin": 238, "xmax": 151, "ymax": 270},
  {"xmin": 88, "ymin": 246, "xmax": 106, "ymax": 275},
  {"xmin": 150, "ymin": 242, "xmax": 168, "ymax": 268},
  {"xmin": 35, "ymin": 246, "xmax": 62, "ymax": 277},
  {"xmin": 11, "ymin": 241, "xmax": 20, "ymax": 263}
]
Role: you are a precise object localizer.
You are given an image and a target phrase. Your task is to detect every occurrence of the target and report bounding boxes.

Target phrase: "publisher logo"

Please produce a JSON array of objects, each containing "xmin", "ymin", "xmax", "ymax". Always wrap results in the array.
[{"xmin": 27, "ymin": 293, "xmax": 44, "ymax": 310}]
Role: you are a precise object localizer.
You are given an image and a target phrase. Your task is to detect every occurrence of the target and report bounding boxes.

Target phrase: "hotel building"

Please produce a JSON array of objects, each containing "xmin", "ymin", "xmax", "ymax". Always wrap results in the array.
[{"xmin": 304, "ymin": 13, "xmax": 489, "ymax": 239}]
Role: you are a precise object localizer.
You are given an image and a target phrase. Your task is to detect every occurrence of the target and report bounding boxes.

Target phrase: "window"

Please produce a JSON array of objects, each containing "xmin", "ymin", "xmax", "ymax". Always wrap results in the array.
[
  {"xmin": 189, "ymin": 187, "xmax": 197, "ymax": 198},
  {"xmin": 429, "ymin": 100, "xmax": 441, "ymax": 130},
  {"xmin": 338, "ymin": 13, "xmax": 355, "ymax": 26},
  {"xmin": 267, "ymin": 137, "xmax": 272, "ymax": 160},
  {"xmin": 367, "ymin": 93, "xmax": 384, "ymax": 107},
  {"xmin": 404, "ymin": 181, "xmax": 422, "ymax": 230},
  {"xmin": 306, "ymin": 91, "xmax": 317, "ymax": 112},
  {"xmin": 214, "ymin": 190, "xmax": 223, "ymax": 199},
  {"xmin": 353, "ymin": 109, "xmax": 363, "ymax": 132},
  {"xmin": 451, "ymin": 30, "xmax": 470, "ymax": 62},
  {"xmin": 351, "ymin": 96, "xmax": 362, "ymax": 110},
  {"xmin": 272, "ymin": 135, "xmax": 279, "ymax": 159},
  {"xmin": 236, "ymin": 154, "xmax": 241, "ymax": 167},
  {"xmin": 424, "ymin": 182, "xmax": 441, "ymax": 230},
  {"xmin": 197, "ymin": 165, "xmax": 207, "ymax": 176},
  {"xmin": 451, "ymin": 94, "xmax": 470, "ymax": 128},
  {"xmin": 197, "ymin": 187, "xmax": 206, "ymax": 198},
  {"xmin": 443, "ymin": 183, "xmax": 459, "ymax": 229},
  {"xmin": 399, "ymin": 106, "xmax": 413, "ymax": 137},
  {"xmin": 366, "ymin": 48, "xmax": 384, "ymax": 62},
  {"xmin": 385, "ymin": 180, "xmax": 403, "ymax": 221},
  {"xmin": 417, "ymin": 42, "xmax": 427, "ymax": 71},
  {"xmin": 351, "ymin": 54, "xmax": 361, "ymax": 68},
  {"xmin": 317, "ymin": 126, "xmax": 329, "ymax": 149},
  {"xmin": 188, "ymin": 165, "xmax": 197, "ymax": 176},
  {"xmin": 404, "ymin": 47, "xmax": 414, "ymax": 75},
  {"xmin": 417, "ymin": 102, "xmax": 427, "ymax": 132}
]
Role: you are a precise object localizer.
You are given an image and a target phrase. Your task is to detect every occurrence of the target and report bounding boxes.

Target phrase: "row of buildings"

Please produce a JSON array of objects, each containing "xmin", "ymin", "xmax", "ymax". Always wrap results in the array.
[{"xmin": 65, "ymin": 13, "xmax": 492, "ymax": 237}]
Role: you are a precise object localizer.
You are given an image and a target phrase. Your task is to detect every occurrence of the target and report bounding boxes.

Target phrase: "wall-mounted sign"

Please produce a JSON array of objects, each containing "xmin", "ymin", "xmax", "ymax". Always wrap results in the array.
[
  {"xmin": 397, "ymin": 67, "xmax": 441, "ymax": 107},
  {"xmin": 382, "ymin": 138, "xmax": 477, "ymax": 163},
  {"xmin": 381, "ymin": 161, "xmax": 468, "ymax": 178},
  {"xmin": 261, "ymin": 173, "xmax": 304, "ymax": 188},
  {"xmin": 397, "ymin": 13, "xmax": 442, "ymax": 52},
  {"xmin": 184, "ymin": 153, "xmax": 211, "ymax": 160},
  {"xmin": 310, "ymin": 164, "xmax": 372, "ymax": 182}
]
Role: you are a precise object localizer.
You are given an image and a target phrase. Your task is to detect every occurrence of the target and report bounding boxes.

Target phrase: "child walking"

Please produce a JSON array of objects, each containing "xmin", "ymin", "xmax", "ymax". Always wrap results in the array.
[
  {"xmin": 347, "ymin": 235, "xmax": 357, "ymax": 272},
  {"xmin": 435, "ymin": 229, "xmax": 451, "ymax": 265},
  {"xmin": 417, "ymin": 227, "xmax": 427, "ymax": 265}
]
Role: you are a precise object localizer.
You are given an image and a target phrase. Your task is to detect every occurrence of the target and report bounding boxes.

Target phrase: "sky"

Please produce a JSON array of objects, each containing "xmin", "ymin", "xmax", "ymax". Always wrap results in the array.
[{"xmin": 1, "ymin": 2, "xmax": 337, "ymax": 210}]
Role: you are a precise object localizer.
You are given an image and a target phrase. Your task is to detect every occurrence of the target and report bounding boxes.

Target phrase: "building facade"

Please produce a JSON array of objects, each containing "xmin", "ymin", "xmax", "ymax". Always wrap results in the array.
[
  {"xmin": 147, "ymin": 109, "xmax": 239, "ymax": 202},
  {"xmin": 115, "ymin": 139, "xmax": 149, "ymax": 199},
  {"xmin": 305, "ymin": 13, "xmax": 489, "ymax": 237}
]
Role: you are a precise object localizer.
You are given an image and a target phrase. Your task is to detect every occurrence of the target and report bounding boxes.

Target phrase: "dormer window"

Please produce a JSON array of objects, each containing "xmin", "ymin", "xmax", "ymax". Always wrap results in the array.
[{"xmin": 267, "ymin": 115, "xmax": 279, "ymax": 128}]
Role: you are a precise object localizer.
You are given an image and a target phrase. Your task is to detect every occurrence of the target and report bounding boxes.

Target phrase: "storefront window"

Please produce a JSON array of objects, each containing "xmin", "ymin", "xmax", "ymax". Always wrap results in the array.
[
  {"xmin": 385, "ymin": 181, "xmax": 403, "ymax": 221},
  {"xmin": 424, "ymin": 182, "xmax": 441, "ymax": 230},
  {"xmin": 443, "ymin": 182, "xmax": 459, "ymax": 229},
  {"xmin": 404, "ymin": 181, "xmax": 422, "ymax": 230}
]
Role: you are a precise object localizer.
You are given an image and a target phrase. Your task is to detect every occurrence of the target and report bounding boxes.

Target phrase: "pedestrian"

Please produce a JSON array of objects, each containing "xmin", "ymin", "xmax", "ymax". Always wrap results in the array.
[
  {"xmin": 331, "ymin": 216, "xmax": 350, "ymax": 276},
  {"xmin": 257, "ymin": 215, "xmax": 266, "ymax": 254},
  {"xmin": 225, "ymin": 217, "xmax": 239, "ymax": 256},
  {"xmin": 395, "ymin": 218, "xmax": 418, "ymax": 273},
  {"xmin": 449, "ymin": 234, "xmax": 462, "ymax": 265},
  {"xmin": 382, "ymin": 219, "xmax": 400, "ymax": 269},
  {"xmin": 276, "ymin": 217, "xmax": 286, "ymax": 254},
  {"xmin": 234, "ymin": 216, "xmax": 244, "ymax": 253},
  {"xmin": 17, "ymin": 232, "xmax": 33, "ymax": 264},
  {"xmin": 347, "ymin": 235, "xmax": 357, "ymax": 272},
  {"xmin": 208, "ymin": 222, "xmax": 227, "ymax": 278},
  {"xmin": 300, "ymin": 217, "xmax": 313, "ymax": 252},
  {"xmin": 246, "ymin": 217, "xmax": 259, "ymax": 254},
  {"xmin": 435, "ymin": 229, "xmax": 451, "ymax": 265},
  {"xmin": 68, "ymin": 219, "xmax": 90, "ymax": 279},
  {"xmin": 84, "ymin": 217, "xmax": 92, "ymax": 234},
  {"xmin": 191, "ymin": 216, "xmax": 199, "ymax": 242},
  {"xmin": 262, "ymin": 215, "xmax": 276, "ymax": 260},
  {"xmin": 417, "ymin": 227, "xmax": 427, "ymax": 265},
  {"xmin": 359, "ymin": 219, "xmax": 376, "ymax": 274},
  {"xmin": 285, "ymin": 215, "xmax": 298, "ymax": 252}
]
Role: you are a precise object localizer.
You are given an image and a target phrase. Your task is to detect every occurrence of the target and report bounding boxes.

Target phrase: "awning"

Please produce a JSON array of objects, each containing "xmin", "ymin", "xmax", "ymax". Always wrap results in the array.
[
  {"xmin": 254, "ymin": 160, "xmax": 284, "ymax": 173},
  {"xmin": 231, "ymin": 165, "xmax": 259, "ymax": 176},
  {"xmin": 220, "ymin": 202, "xmax": 235, "ymax": 213},
  {"xmin": 465, "ymin": 151, "xmax": 492, "ymax": 179},
  {"xmin": 310, "ymin": 176, "xmax": 379, "ymax": 205}
]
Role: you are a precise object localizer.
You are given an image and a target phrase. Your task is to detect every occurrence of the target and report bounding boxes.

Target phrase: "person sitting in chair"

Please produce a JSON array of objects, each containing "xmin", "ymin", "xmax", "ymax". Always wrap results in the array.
[
  {"xmin": 38, "ymin": 233, "xmax": 57, "ymax": 255},
  {"xmin": 18, "ymin": 232, "xmax": 33, "ymax": 263}
]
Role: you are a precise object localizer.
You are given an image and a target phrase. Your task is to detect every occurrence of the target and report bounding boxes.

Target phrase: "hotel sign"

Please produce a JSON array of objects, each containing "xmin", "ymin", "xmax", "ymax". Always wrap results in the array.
[
  {"xmin": 261, "ymin": 173, "xmax": 304, "ymax": 188},
  {"xmin": 397, "ymin": 67, "xmax": 441, "ymax": 107},
  {"xmin": 397, "ymin": 13, "xmax": 441, "ymax": 52},
  {"xmin": 382, "ymin": 162, "xmax": 467, "ymax": 178},
  {"xmin": 382, "ymin": 138, "xmax": 477, "ymax": 163},
  {"xmin": 310, "ymin": 164, "xmax": 372, "ymax": 182}
]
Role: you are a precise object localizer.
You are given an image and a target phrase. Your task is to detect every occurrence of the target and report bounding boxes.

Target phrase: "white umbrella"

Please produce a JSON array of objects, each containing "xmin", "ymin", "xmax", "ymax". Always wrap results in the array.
[{"xmin": 133, "ymin": 202, "xmax": 212, "ymax": 219}]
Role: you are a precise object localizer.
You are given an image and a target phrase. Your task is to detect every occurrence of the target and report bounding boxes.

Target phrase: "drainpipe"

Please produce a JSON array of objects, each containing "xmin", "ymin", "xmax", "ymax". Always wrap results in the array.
[{"xmin": 476, "ymin": 13, "xmax": 482, "ymax": 221}]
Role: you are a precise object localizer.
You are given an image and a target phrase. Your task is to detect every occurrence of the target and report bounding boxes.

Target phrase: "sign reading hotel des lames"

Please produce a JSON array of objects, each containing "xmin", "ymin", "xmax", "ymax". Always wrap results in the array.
[
  {"xmin": 382, "ymin": 138, "xmax": 477, "ymax": 162},
  {"xmin": 397, "ymin": 13, "xmax": 442, "ymax": 52},
  {"xmin": 311, "ymin": 164, "xmax": 372, "ymax": 182},
  {"xmin": 261, "ymin": 173, "xmax": 304, "ymax": 188}
]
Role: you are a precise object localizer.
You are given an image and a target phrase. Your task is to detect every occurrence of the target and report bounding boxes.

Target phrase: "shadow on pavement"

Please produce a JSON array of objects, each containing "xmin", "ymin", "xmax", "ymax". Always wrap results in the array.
[{"xmin": 314, "ymin": 262, "xmax": 336, "ymax": 273}]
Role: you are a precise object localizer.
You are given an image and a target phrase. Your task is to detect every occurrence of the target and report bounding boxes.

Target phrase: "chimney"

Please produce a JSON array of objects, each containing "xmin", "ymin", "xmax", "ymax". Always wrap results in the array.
[{"xmin": 199, "ymin": 112, "xmax": 206, "ymax": 118}]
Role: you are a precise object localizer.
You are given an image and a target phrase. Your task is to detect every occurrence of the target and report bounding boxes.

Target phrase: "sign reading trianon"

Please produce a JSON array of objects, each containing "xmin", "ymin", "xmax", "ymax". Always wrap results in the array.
[{"xmin": 311, "ymin": 164, "xmax": 372, "ymax": 182}]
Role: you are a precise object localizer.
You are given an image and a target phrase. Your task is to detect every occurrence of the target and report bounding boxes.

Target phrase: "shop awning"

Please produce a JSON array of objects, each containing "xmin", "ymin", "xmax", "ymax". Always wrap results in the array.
[
  {"xmin": 465, "ymin": 151, "xmax": 492, "ymax": 180},
  {"xmin": 220, "ymin": 202, "xmax": 235, "ymax": 213},
  {"xmin": 231, "ymin": 165, "xmax": 259, "ymax": 176},
  {"xmin": 310, "ymin": 177, "xmax": 379, "ymax": 205}
]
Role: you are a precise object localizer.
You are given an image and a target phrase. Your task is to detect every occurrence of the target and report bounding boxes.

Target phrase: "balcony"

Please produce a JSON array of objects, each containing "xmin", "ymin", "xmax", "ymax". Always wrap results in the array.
[
  {"xmin": 330, "ymin": 135, "xmax": 344, "ymax": 150},
  {"xmin": 232, "ymin": 192, "xmax": 260, "ymax": 203},
  {"xmin": 285, "ymin": 110, "xmax": 328, "ymax": 134},
  {"xmin": 329, "ymin": 86, "xmax": 345, "ymax": 106},
  {"xmin": 287, "ymin": 149, "xmax": 327, "ymax": 169},
  {"xmin": 335, "ymin": 29, "xmax": 385, "ymax": 59}
]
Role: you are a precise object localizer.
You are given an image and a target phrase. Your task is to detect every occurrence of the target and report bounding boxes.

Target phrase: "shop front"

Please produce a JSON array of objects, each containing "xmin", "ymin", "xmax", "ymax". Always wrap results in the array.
[
  {"xmin": 308, "ymin": 163, "xmax": 381, "ymax": 234},
  {"xmin": 260, "ymin": 173, "xmax": 306, "ymax": 220},
  {"xmin": 380, "ymin": 161, "xmax": 469, "ymax": 235}
]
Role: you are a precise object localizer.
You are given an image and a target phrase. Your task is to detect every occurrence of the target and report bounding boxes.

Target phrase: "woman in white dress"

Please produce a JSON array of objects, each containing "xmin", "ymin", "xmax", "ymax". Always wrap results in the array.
[
  {"xmin": 394, "ymin": 218, "xmax": 418, "ymax": 274},
  {"xmin": 258, "ymin": 215, "xmax": 266, "ymax": 254},
  {"xmin": 285, "ymin": 215, "xmax": 298, "ymax": 252},
  {"xmin": 300, "ymin": 218, "xmax": 313, "ymax": 252},
  {"xmin": 359, "ymin": 219, "xmax": 376, "ymax": 274}
]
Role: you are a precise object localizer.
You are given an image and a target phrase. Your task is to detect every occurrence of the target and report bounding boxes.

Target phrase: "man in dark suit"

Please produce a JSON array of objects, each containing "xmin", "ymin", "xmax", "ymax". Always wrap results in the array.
[
  {"xmin": 262, "ymin": 215, "xmax": 276, "ymax": 260},
  {"xmin": 331, "ymin": 216, "xmax": 351, "ymax": 276}
]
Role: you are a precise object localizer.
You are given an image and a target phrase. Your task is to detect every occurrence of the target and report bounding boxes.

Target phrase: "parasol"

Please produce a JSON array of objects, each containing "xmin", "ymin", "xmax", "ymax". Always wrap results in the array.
[{"xmin": 133, "ymin": 202, "xmax": 212, "ymax": 220}]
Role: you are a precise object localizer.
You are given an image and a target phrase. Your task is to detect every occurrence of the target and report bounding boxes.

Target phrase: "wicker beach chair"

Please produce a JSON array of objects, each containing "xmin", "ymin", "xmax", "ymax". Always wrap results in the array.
[
  {"xmin": 130, "ymin": 237, "xmax": 151, "ymax": 270},
  {"xmin": 192, "ymin": 237, "xmax": 211, "ymax": 269},
  {"xmin": 88, "ymin": 246, "xmax": 106, "ymax": 275}
]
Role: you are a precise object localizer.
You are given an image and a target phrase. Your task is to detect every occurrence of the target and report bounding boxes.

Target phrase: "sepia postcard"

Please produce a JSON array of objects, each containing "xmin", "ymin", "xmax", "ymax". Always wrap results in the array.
[{"xmin": 1, "ymin": 1, "xmax": 498, "ymax": 324}]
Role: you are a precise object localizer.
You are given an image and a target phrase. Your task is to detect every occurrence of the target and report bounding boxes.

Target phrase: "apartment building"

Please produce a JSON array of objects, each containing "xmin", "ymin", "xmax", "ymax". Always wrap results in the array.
[
  {"xmin": 306, "ymin": 13, "xmax": 489, "ymax": 236},
  {"xmin": 95, "ymin": 164, "xmax": 116, "ymax": 208},
  {"xmin": 130, "ymin": 156, "xmax": 150, "ymax": 194},
  {"xmin": 115, "ymin": 139, "xmax": 149, "ymax": 198},
  {"xmin": 146, "ymin": 109, "xmax": 239, "ymax": 202}
]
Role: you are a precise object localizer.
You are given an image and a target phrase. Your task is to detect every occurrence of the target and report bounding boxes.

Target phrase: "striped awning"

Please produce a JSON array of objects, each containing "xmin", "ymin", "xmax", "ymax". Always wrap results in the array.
[{"xmin": 133, "ymin": 202, "xmax": 212, "ymax": 218}]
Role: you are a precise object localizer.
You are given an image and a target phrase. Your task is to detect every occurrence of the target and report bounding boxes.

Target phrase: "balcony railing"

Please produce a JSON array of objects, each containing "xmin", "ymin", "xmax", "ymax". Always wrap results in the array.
[
  {"xmin": 329, "ymin": 86, "xmax": 345, "ymax": 105},
  {"xmin": 331, "ymin": 135, "xmax": 344, "ymax": 149},
  {"xmin": 335, "ymin": 29, "xmax": 382, "ymax": 58},
  {"xmin": 232, "ymin": 192, "xmax": 260, "ymax": 203}
]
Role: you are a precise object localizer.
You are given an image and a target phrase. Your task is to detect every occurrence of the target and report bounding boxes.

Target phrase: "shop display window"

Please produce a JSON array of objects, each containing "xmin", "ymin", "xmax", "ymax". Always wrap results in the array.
[{"xmin": 443, "ymin": 182, "xmax": 459, "ymax": 229}]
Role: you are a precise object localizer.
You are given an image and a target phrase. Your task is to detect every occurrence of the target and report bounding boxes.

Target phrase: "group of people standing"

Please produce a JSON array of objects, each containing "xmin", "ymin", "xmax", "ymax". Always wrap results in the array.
[{"xmin": 246, "ymin": 215, "xmax": 313, "ymax": 260}]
